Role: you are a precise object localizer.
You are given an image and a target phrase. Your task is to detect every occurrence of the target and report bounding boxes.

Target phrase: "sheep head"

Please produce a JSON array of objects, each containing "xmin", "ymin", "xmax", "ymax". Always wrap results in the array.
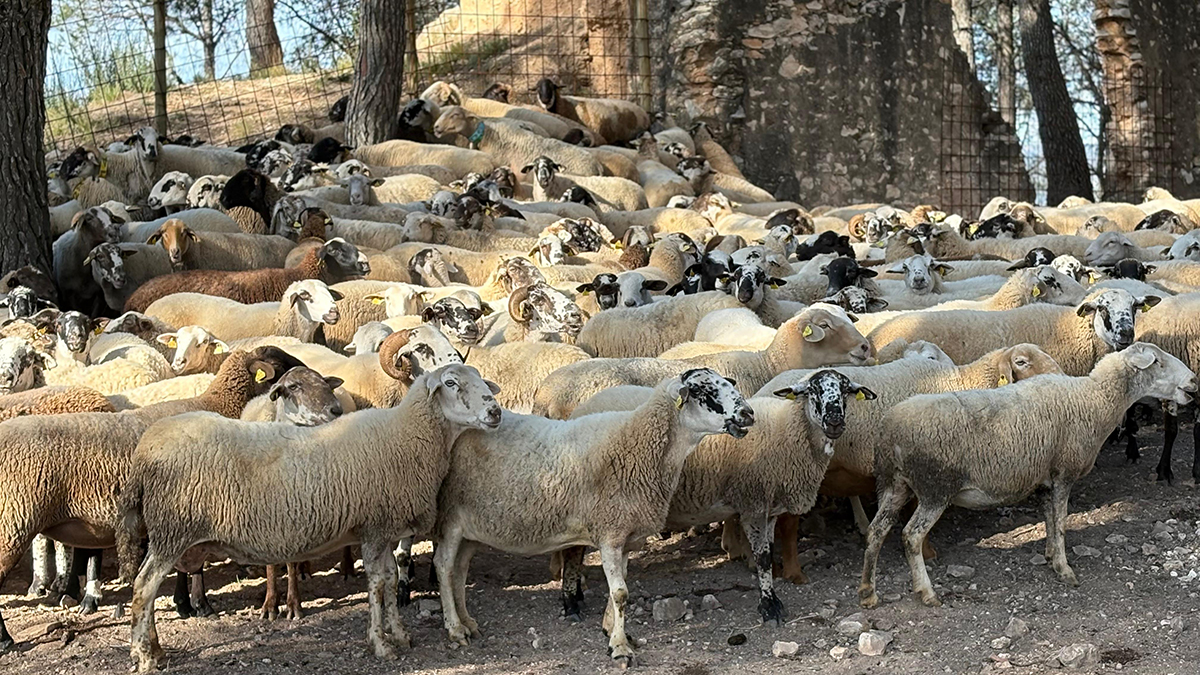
[
  {"xmin": 772, "ymin": 369, "xmax": 876, "ymax": 448},
  {"xmin": 146, "ymin": 219, "xmax": 200, "ymax": 270}
]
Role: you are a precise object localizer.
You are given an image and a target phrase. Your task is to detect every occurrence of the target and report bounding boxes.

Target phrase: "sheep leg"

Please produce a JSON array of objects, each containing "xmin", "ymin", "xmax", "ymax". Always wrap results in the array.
[
  {"xmin": 189, "ymin": 571, "xmax": 215, "ymax": 617},
  {"xmin": 743, "ymin": 515, "xmax": 785, "ymax": 626},
  {"xmin": 773, "ymin": 514, "xmax": 808, "ymax": 584},
  {"xmin": 394, "ymin": 538, "xmax": 413, "ymax": 605},
  {"xmin": 360, "ymin": 539, "xmax": 405, "ymax": 657},
  {"xmin": 1045, "ymin": 480, "xmax": 1079, "ymax": 587},
  {"xmin": 434, "ymin": 529, "xmax": 472, "ymax": 646},
  {"xmin": 599, "ymin": 544, "xmax": 634, "ymax": 667},
  {"xmin": 859, "ymin": 481, "xmax": 911, "ymax": 609},
  {"xmin": 172, "ymin": 570, "xmax": 195, "ymax": 618},
  {"xmin": 129, "ymin": 551, "xmax": 174, "ymax": 673},
  {"xmin": 1192, "ymin": 406, "xmax": 1200, "ymax": 485},
  {"xmin": 341, "ymin": 545, "xmax": 357, "ymax": 580},
  {"xmin": 720, "ymin": 515, "xmax": 752, "ymax": 563},
  {"xmin": 261, "ymin": 565, "xmax": 281, "ymax": 620},
  {"xmin": 901, "ymin": 500, "xmax": 947, "ymax": 607},
  {"xmin": 2, "ymin": 541, "xmax": 30, "ymax": 651},
  {"xmin": 548, "ymin": 549, "xmax": 564, "ymax": 581},
  {"xmin": 850, "ymin": 497, "xmax": 872, "ymax": 535},
  {"xmin": 285, "ymin": 562, "xmax": 304, "ymax": 621},
  {"xmin": 1121, "ymin": 409, "xmax": 1140, "ymax": 463},
  {"xmin": 1157, "ymin": 404, "xmax": 1179, "ymax": 483},
  {"xmin": 27, "ymin": 534, "xmax": 54, "ymax": 597},
  {"xmin": 49, "ymin": 540, "xmax": 73, "ymax": 596},
  {"xmin": 78, "ymin": 549, "xmax": 104, "ymax": 615},
  {"xmin": 560, "ymin": 545, "xmax": 586, "ymax": 621},
  {"xmin": 452, "ymin": 542, "xmax": 481, "ymax": 638}
]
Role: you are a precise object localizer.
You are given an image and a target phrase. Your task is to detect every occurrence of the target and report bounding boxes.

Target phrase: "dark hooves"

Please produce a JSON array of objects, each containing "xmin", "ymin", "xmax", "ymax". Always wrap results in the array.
[
  {"xmin": 175, "ymin": 605, "xmax": 195, "ymax": 619},
  {"xmin": 79, "ymin": 595, "xmax": 100, "ymax": 616},
  {"xmin": 397, "ymin": 582, "xmax": 411, "ymax": 607},
  {"xmin": 194, "ymin": 601, "xmax": 216, "ymax": 618},
  {"xmin": 758, "ymin": 594, "xmax": 787, "ymax": 626},
  {"xmin": 1157, "ymin": 467, "xmax": 1174, "ymax": 484}
]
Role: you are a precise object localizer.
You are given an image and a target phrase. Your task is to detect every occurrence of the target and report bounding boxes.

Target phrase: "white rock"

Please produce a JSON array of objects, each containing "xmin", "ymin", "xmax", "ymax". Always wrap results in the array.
[
  {"xmin": 829, "ymin": 645, "xmax": 850, "ymax": 661},
  {"xmin": 1004, "ymin": 617, "xmax": 1030, "ymax": 639},
  {"xmin": 772, "ymin": 640, "xmax": 801, "ymax": 658},
  {"xmin": 701, "ymin": 594, "xmax": 722, "ymax": 611},
  {"xmin": 946, "ymin": 564, "xmax": 976, "ymax": 579},
  {"xmin": 1072, "ymin": 545, "xmax": 1102, "ymax": 558},
  {"xmin": 652, "ymin": 597, "xmax": 687, "ymax": 623},
  {"xmin": 1054, "ymin": 643, "xmax": 1100, "ymax": 669},
  {"xmin": 858, "ymin": 630, "xmax": 893, "ymax": 656},
  {"xmin": 990, "ymin": 636, "xmax": 1012, "ymax": 650},
  {"xmin": 1106, "ymin": 533, "xmax": 1129, "ymax": 545},
  {"xmin": 416, "ymin": 598, "xmax": 441, "ymax": 614},
  {"xmin": 836, "ymin": 613, "xmax": 869, "ymax": 636}
]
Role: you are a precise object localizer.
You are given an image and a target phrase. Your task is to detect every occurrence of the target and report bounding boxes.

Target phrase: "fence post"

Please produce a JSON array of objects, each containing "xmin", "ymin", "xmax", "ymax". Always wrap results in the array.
[
  {"xmin": 152, "ymin": 0, "xmax": 169, "ymax": 137},
  {"xmin": 404, "ymin": 0, "xmax": 419, "ymax": 95},
  {"xmin": 632, "ymin": 0, "xmax": 651, "ymax": 110}
]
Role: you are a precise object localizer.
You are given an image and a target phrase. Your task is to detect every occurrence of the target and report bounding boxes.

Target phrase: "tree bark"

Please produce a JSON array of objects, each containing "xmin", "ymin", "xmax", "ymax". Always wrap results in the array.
[
  {"xmin": 346, "ymin": 0, "xmax": 405, "ymax": 147},
  {"xmin": 996, "ymin": 0, "xmax": 1015, "ymax": 126},
  {"xmin": 1019, "ymin": 0, "xmax": 1094, "ymax": 203},
  {"xmin": 201, "ymin": 0, "xmax": 216, "ymax": 81},
  {"xmin": 1094, "ymin": 0, "xmax": 1147, "ymax": 201},
  {"xmin": 0, "ymin": 0, "xmax": 54, "ymax": 277},
  {"xmin": 951, "ymin": 0, "xmax": 975, "ymax": 70},
  {"xmin": 247, "ymin": 0, "xmax": 284, "ymax": 76}
]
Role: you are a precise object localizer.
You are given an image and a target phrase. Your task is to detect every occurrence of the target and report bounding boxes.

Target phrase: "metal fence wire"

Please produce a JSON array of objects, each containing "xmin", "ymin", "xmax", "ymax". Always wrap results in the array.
[{"xmin": 44, "ymin": 0, "xmax": 652, "ymax": 154}]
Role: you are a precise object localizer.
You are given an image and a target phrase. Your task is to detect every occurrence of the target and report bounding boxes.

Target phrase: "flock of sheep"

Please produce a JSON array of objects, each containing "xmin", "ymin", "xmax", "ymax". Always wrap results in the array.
[{"xmin": 7, "ymin": 75, "xmax": 1200, "ymax": 671}]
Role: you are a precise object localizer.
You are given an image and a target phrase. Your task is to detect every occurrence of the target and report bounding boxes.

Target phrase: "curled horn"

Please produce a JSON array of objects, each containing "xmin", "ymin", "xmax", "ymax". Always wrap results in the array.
[
  {"xmin": 507, "ymin": 284, "xmax": 535, "ymax": 323},
  {"xmin": 377, "ymin": 328, "xmax": 414, "ymax": 381}
]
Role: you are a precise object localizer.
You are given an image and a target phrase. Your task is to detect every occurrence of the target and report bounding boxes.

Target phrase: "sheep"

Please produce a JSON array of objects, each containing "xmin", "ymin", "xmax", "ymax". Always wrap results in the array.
[
  {"xmin": 124, "ymin": 238, "xmax": 369, "ymax": 312},
  {"xmin": 532, "ymin": 78, "xmax": 649, "ymax": 145},
  {"xmin": 421, "ymin": 81, "xmax": 601, "ymax": 146},
  {"xmin": 433, "ymin": 368, "xmax": 750, "ymax": 664},
  {"xmin": 433, "ymin": 106, "xmax": 604, "ymax": 177},
  {"xmin": 86, "ymin": 243, "xmax": 175, "ymax": 313},
  {"xmin": 119, "ymin": 364, "xmax": 502, "ymax": 671},
  {"xmin": 858, "ymin": 343, "xmax": 1196, "ymax": 609},
  {"xmin": 1084, "ymin": 231, "xmax": 1165, "ymax": 267},
  {"xmin": 886, "ymin": 224, "xmax": 1092, "ymax": 263},
  {"xmin": 185, "ymin": 175, "xmax": 228, "ymax": 209},
  {"xmin": 756, "ymin": 343, "xmax": 1064, "ymax": 579},
  {"xmin": 345, "ymin": 322, "xmax": 394, "ymax": 355},
  {"xmin": 220, "ymin": 169, "xmax": 284, "ymax": 234},
  {"xmin": 575, "ymin": 291, "xmax": 742, "ymax": 358},
  {"xmin": 533, "ymin": 306, "xmax": 872, "ymax": 418},
  {"xmin": 867, "ymin": 288, "xmax": 1161, "ymax": 376},
  {"xmin": 320, "ymin": 326, "xmax": 463, "ymax": 409},
  {"xmin": 53, "ymin": 206, "xmax": 124, "ymax": 314},
  {"xmin": 43, "ymin": 331, "xmax": 173, "ymax": 394},
  {"xmin": 574, "ymin": 271, "xmax": 667, "ymax": 313},
  {"xmin": 238, "ymin": 366, "xmax": 345, "ymax": 620},
  {"xmin": 59, "ymin": 129, "xmax": 158, "ymax": 204},
  {"xmin": 598, "ymin": 207, "xmax": 713, "ymax": 240},
  {"xmin": 352, "ymin": 139, "xmax": 495, "ymax": 178},
  {"xmin": 485, "ymin": 282, "xmax": 585, "ymax": 346},
  {"xmin": 0, "ymin": 346, "xmax": 304, "ymax": 646},
  {"xmin": 689, "ymin": 121, "xmax": 745, "ymax": 179},
  {"xmin": 156, "ymin": 143, "xmax": 248, "ymax": 180},
  {"xmin": 146, "ymin": 171, "xmax": 193, "ymax": 213},
  {"xmin": 1164, "ymin": 231, "xmax": 1200, "ymax": 262},
  {"xmin": 144, "ymin": 279, "xmax": 342, "ymax": 345},
  {"xmin": 521, "ymin": 156, "xmax": 648, "ymax": 212},
  {"xmin": 144, "ymin": 218, "xmax": 297, "ymax": 271},
  {"xmin": 120, "ymin": 208, "xmax": 243, "ymax": 242},
  {"xmin": 0, "ymin": 336, "xmax": 56, "ymax": 395},
  {"xmin": 632, "ymin": 133, "xmax": 695, "ymax": 208},
  {"xmin": 49, "ymin": 199, "xmax": 84, "ymax": 237},
  {"xmin": 676, "ymin": 157, "xmax": 774, "ymax": 204},
  {"xmin": 693, "ymin": 307, "xmax": 779, "ymax": 348}
]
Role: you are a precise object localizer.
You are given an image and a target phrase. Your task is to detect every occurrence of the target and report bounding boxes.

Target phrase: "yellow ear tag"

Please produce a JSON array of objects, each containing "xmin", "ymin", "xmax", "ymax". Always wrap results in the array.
[
  {"xmin": 93, "ymin": 326, "xmax": 103, "ymax": 335},
  {"xmin": 855, "ymin": 391, "xmax": 866, "ymax": 401},
  {"xmin": 785, "ymin": 392, "xmax": 797, "ymax": 401},
  {"xmin": 1031, "ymin": 286, "xmax": 1041, "ymax": 298},
  {"xmin": 37, "ymin": 327, "xmax": 46, "ymax": 335},
  {"xmin": 292, "ymin": 221, "xmax": 303, "ymax": 229},
  {"xmin": 802, "ymin": 325, "xmax": 813, "ymax": 337},
  {"xmin": 769, "ymin": 283, "xmax": 779, "ymax": 289},
  {"xmin": 938, "ymin": 267, "xmax": 947, "ymax": 277},
  {"xmin": 580, "ymin": 289, "xmax": 590, "ymax": 296},
  {"xmin": 613, "ymin": 242, "xmax": 623, "ymax": 250},
  {"xmin": 1142, "ymin": 303, "xmax": 1152, "ymax": 313},
  {"xmin": 167, "ymin": 338, "xmax": 177, "ymax": 348},
  {"xmin": 255, "ymin": 369, "xmax": 267, "ymax": 383},
  {"xmin": 674, "ymin": 395, "xmax": 684, "ymax": 409},
  {"xmin": 968, "ymin": 223, "xmax": 980, "ymax": 234},
  {"xmin": 998, "ymin": 376, "xmax": 1009, "ymax": 386},
  {"xmin": 371, "ymin": 297, "xmax": 383, "ymax": 305},
  {"xmin": 1088, "ymin": 273, "xmax": 1097, "ymax": 284},
  {"xmin": 213, "ymin": 344, "xmax": 226, "ymax": 355},
  {"xmin": 906, "ymin": 236, "xmax": 917, "ymax": 245}
]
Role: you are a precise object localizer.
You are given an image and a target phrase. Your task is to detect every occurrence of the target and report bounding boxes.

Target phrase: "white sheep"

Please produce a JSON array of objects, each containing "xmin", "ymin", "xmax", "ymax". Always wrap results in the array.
[
  {"xmin": 433, "ymin": 106, "xmax": 604, "ymax": 176},
  {"xmin": 575, "ymin": 291, "xmax": 744, "ymax": 357},
  {"xmin": 353, "ymin": 139, "xmax": 495, "ymax": 178},
  {"xmin": 146, "ymin": 172, "xmax": 193, "ymax": 213},
  {"xmin": 859, "ymin": 343, "xmax": 1196, "ymax": 609},
  {"xmin": 143, "ymin": 279, "xmax": 342, "ymax": 343},
  {"xmin": 185, "ymin": 175, "xmax": 228, "ymax": 209},
  {"xmin": 1084, "ymin": 230, "xmax": 1166, "ymax": 267}
]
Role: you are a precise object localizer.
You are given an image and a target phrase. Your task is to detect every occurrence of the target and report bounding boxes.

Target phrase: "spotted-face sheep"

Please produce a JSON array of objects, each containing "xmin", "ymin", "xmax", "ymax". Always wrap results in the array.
[
  {"xmin": 575, "ymin": 291, "xmax": 742, "ymax": 358},
  {"xmin": 521, "ymin": 156, "xmax": 647, "ymax": 212},
  {"xmin": 146, "ymin": 171, "xmax": 193, "ymax": 214},
  {"xmin": 859, "ymin": 343, "xmax": 1195, "ymax": 609},
  {"xmin": 434, "ymin": 368, "xmax": 750, "ymax": 665},
  {"xmin": 120, "ymin": 364, "xmax": 502, "ymax": 671},
  {"xmin": 676, "ymin": 157, "xmax": 774, "ymax": 204}
]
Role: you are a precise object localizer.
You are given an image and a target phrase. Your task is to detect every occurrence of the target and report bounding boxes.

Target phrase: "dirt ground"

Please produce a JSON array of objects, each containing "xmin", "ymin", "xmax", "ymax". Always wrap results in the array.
[{"xmin": 3, "ymin": 426, "xmax": 1199, "ymax": 675}]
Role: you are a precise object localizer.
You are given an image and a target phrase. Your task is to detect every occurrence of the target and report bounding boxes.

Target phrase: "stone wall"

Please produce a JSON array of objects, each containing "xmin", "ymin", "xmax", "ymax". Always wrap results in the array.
[{"xmin": 650, "ymin": 0, "xmax": 1034, "ymax": 213}]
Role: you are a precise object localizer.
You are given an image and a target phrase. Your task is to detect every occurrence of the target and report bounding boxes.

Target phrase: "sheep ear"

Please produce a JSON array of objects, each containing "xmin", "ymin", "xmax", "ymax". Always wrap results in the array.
[
  {"xmin": 1143, "ymin": 263, "xmax": 1157, "ymax": 274},
  {"xmin": 1127, "ymin": 343, "xmax": 1157, "ymax": 370},
  {"xmin": 673, "ymin": 384, "xmax": 690, "ymax": 409},
  {"xmin": 845, "ymin": 311, "xmax": 860, "ymax": 323},
  {"xmin": 325, "ymin": 376, "xmax": 345, "ymax": 390},
  {"xmin": 643, "ymin": 279, "xmax": 669, "ymax": 292},
  {"xmin": 484, "ymin": 379, "xmax": 501, "ymax": 395},
  {"xmin": 211, "ymin": 340, "xmax": 229, "ymax": 354},
  {"xmin": 249, "ymin": 360, "xmax": 276, "ymax": 383},
  {"xmin": 344, "ymin": 343, "xmax": 358, "ymax": 354},
  {"xmin": 575, "ymin": 283, "xmax": 594, "ymax": 294},
  {"xmin": 186, "ymin": 230, "xmax": 200, "ymax": 243},
  {"xmin": 768, "ymin": 278, "xmax": 788, "ymax": 289},
  {"xmin": 480, "ymin": 302, "xmax": 494, "ymax": 316},
  {"xmin": 467, "ymin": 307, "xmax": 484, "ymax": 321},
  {"xmin": 519, "ymin": 164, "xmax": 534, "ymax": 174},
  {"xmin": 1006, "ymin": 259, "xmax": 1031, "ymax": 270},
  {"xmin": 146, "ymin": 233, "xmax": 162, "ymax": 245},
  {"xmin": 120, "ymin": 249, "xmax": 137, "ymax": 258},
  {"xmin": 867, "ymin": 297, "xmax": 889, "ymax": 312},
  {"xmin": 1139, "ymin": 295, "xmax": 1163, "ymax": 312},
  {"xmin": 818, "ymin": 265, "xmax": 829, "ymax": 275},
  {"xmin": 328, "ymin": 289, "xmax": 344, "ymax": 301},
  {"xmin": 35, "ymin": 351, "xmax": 57, "ymax": 370},
  {"xmin": 156, "ymin": 333, "xmax": 177, "ymax": 347},
  {"xmin": 268, "ymin": 382, "xmax": 287, "ymax": 400},
  {"xmin": 771, "ymin": 385, "xmax": 802, "ymax": 401},
  {"xmin": 365, "ymin": 293, "xmax": 385, "ymax": 305},
  {"xmin": 934, "ymin": 263, "xmax": 953, "ymax": 276},
  {"xmin": 847, "ymin": 383, "xmax": 877, "ymax": 401},
  {"xmin": 371, "ymin": 178, "xmax": 385, "ymax": 187},
  {"xmin": 1076, "ymin": 301, "xmax": 1097, "ymax": 318},
  {"xmin": 858, "ymin": 268, "xmax": 878, "ymax": 278},
  {"xmin": 801, "ymin": 323, "xmax": 826, "ymax": 342},
  {"xmin": 884, "ymin": 263, "xmax": 906, "ymax": 274},
  {"xmin": 421, "ymin": 306, "xmax": 439, "ymax": 322},
  {"xmin": 81, "ymin": 253, "xmax": 95, "ymax": 269}
]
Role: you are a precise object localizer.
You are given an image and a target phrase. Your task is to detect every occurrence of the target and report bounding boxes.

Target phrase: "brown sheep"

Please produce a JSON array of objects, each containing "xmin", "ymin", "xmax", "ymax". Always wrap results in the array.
[{"xmin": 123, "ymin": 239, "xmax": 369, "ymax": 312}]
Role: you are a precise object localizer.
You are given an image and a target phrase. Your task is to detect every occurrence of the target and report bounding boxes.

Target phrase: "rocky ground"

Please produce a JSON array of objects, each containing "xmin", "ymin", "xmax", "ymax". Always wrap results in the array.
[{"xmin": 3, "ymin": 430, "xmax": 1200, "ymax": 675}]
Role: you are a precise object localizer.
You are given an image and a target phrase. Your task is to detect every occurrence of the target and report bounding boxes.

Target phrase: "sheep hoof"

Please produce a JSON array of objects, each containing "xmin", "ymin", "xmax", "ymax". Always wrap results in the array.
[
  {"xmin": 758, "ymin": 593, "xmax": 786, "ymax": 626},
  {"xmin": 1058, "ymin": 571, "xmax": 1080, "ymax": 587},
  {"xmin": 286, "ymin": 606, "xmax": 304, "ymax": 621},
  {"xmin": 447, "ymin": 626, "xmax": 471, "ymax": 646},
  {"xmin": 918, "ymin": 591, "xmax": 942, "ymax": 607},
  {"xmin": 260, "ymin": 606, "xmax": 279, "ymax": 621},
  {"xmin": 174, "ymin": 604, "xmax": 195, "ymax": 619},
  {"xmin": 776, "ymin": 563, "xmax": 809, "ymax": 585},
  {"xmin": 372, "ymin": 641, "xmax": 398, "ymax": 660},
  {"xmin": 59, "ymin": 594, "xmax": 79, "ymax": 610},
  {"xmin": 858, "ymin": 590, "xmax": 880, "ymax": 610},
  {"xmin": 1156, "ymin": 466, "xmax": 1174, "ymax": 484},
  {"xmin": 79, "ymin": 594, "xmax": 100, "ymax": 616},
  {"xmin": 396, "ymin": 582, "xmax": 411, "ymax": 607},
  {"xmin": 26, "ymin": 579, "xmax": 48, "ymax": 597}
]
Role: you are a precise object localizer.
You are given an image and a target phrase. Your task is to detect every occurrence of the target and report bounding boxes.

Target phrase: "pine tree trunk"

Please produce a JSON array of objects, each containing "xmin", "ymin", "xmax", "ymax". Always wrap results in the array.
[
  {"xmin": 202, "ymin": 0, "xmax": 216, "ymax": 81},
  {"xmin": 1094, "ymin": 0, "xmax": 1147, "ymax": 201},
  {"xmin": 997, "ymin": 0, "xmax": 1015, "ymax": 125},
  {"xmin": 951, "ymin": 0, "xmax": 975, "ymax": 70},
  {"xmin": 346, "ymin": 0, "xmax": 405, "ymax": 147},
  {"xmin": 0, "ymin": 0, "xmax": 54, "ymax": 277},
  {"xmin": 1019, "ymin": 0, "xmax": 1094, "ymax": 202},
  {"xmin": 247, "ymin": 0, "xmax": 284, "ymax": 76}
]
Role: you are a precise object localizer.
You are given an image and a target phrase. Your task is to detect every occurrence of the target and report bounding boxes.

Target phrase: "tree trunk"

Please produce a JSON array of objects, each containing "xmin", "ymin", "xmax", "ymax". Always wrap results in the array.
[
  {"xmin": 346, "ymin": 0, "xmax": 405, "ymax": 147},
  {"xmin": 1019, "ymin": 0, "xmax": 1094, "ymax": 203},
  {"xmin": 0, "ymin": 0, "xmax": 54, "ymax": 278},
  {"xmin": 201, "ymin": 0, "xmax": 216, "ymax": 81},
  {"xmin": 247, "ymin": 0, "xmax": 284, "ymax": 76},
  {"xmin": 1094, "ymin": 0, "xmax": 1148, "ymax": 201},
  {"xmin": 951, "ymin": 0, "xmax": 975, "ymax": 70},
  {"xmin": 997, "ymin": 0, "xmax": 1015, "ymax": 126}
]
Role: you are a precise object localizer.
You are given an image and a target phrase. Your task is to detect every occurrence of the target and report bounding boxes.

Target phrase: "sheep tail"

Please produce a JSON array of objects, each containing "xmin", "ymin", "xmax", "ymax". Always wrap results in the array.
[{"xmin": 116, "ymin": 470, "xmax": 147, "ymax": 585}]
